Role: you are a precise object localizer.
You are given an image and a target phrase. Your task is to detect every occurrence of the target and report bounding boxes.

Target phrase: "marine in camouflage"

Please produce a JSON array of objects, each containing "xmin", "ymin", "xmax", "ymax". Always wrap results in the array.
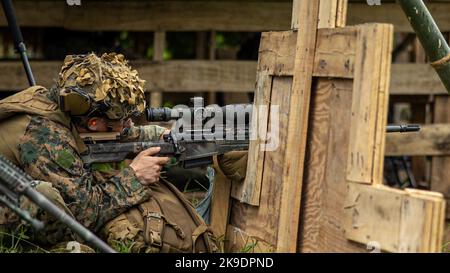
[
  {"xmin": 0, "ymin": 53, "xmax": 167, "ymax": 242},
  {"xmin": 0, "ymin": 52, "xmax": 221, "ymax": 252},
  {"xmin": 18, "ymin": 115, "xmax": 165, "ymax": 232}
]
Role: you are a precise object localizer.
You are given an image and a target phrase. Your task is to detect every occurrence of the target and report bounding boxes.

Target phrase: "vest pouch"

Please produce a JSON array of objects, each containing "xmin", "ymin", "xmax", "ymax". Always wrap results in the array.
[{"xmin": 100, "ymin": 180, "xmax": 220, "ymax": 253}]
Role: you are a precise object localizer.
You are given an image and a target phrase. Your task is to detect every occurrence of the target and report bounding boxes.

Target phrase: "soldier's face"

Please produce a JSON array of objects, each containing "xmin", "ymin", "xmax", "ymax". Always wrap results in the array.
[{"xmin": 85, "ymin": 117, "xmax": 133, "ymax": 132}]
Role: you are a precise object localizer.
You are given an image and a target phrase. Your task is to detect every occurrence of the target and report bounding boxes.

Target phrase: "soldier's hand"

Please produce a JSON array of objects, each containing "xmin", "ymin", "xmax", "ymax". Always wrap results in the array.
[{"xmin": 129, "ymin": 147, "xmax": 170, "ymax": 186}]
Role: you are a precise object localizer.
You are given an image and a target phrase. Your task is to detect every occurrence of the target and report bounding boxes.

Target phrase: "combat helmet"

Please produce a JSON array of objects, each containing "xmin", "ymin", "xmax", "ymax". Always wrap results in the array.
[{"xmin": 57, "ymin": 53, "xmax": 146, "ymax": 120}]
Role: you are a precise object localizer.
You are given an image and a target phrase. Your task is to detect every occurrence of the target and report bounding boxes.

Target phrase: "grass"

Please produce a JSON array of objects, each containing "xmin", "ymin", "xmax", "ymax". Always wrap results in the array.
[
  {"xmin": 110, "ymin": 240, "xmax": 136, "ymax": 253},
  {"xmin": 0, "ymin": 227, "xmax": 49, "ymax": 253}
]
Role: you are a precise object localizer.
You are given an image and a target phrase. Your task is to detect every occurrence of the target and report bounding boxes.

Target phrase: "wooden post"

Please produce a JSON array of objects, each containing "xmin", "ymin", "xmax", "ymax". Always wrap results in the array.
[
  {"xmin": 276, "ymin": 0, "xmax": 323, "ymax": 253},
  {"xmin": 410, "ymin": 38, "xmax": 430, "ymax": 186},
  {"xmin": 150, "ymin": 31, "xmax": 165, "ymax": 107},
  {"xmin": 207, "ymin": 31, "xmax": 217, "ymax": 105}
]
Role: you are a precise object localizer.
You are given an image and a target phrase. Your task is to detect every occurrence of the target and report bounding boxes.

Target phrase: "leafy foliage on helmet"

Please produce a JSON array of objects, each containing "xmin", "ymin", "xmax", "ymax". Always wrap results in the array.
[{"xmin": 57, "ymin": 53, "xmax": 146, "ymax": 119}]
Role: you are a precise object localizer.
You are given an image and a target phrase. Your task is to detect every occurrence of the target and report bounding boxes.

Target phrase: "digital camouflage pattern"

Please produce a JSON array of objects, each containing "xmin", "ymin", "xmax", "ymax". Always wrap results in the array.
[{"xmin": 17, "ymin": 115, "xmax": 166, "ymax": 232}]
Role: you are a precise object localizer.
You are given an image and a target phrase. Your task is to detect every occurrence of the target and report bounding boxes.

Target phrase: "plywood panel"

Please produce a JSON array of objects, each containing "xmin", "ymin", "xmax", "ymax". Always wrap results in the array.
[
  {"xmin": 299, "ymin": 78, "xmax": 366, "ymax": 252},
  {"xmin": 298, "ymin": 79, "xmax": 333, "ymax": 252}
]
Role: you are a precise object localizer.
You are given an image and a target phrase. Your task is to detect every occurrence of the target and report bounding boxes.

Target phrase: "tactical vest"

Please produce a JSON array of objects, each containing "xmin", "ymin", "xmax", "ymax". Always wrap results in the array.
[{"xmin": 0, "ymin": 86, "xmax": 86, "ymax": 165}]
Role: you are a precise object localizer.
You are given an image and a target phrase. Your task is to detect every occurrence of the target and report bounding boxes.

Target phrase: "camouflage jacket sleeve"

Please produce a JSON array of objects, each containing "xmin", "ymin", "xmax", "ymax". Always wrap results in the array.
[
  {"xmin": 120, "ymin": 124, "xmax": 168, "ymax": 142},
  {"xmin": 18, "ymin": 116, "xmax": 151, "ymax": 232}
]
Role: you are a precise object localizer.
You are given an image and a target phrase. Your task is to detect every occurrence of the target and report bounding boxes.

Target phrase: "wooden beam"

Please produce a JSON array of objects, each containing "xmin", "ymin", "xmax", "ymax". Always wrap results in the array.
[
  {"xmin": 0, "ymin": 60, "xmax": 258, "ymax": 92},
  {"xmin": 385, "ymin": 124, "xmax": 450, "ymax": 156},
  {"xmin": 276, "ymin": 0, "xmax": 321, "ymax": 253},
  {"xmin": 347, "ymin": 2, "xmax": 450, "ymax": 33},
  {"xmin": 1, "ymin": 60, "xmax": 447, "ymax": 96},
  {"xmin": 0, "ymin": 0, "xmax": 450, "ymax": 32},
  {"xmin": 390, "ymin": 64, "xmax": 447, "ymax": 95},
  {"xmin": 2, "ymin": 1, "xmax": 450, "ymax": 33},
  {"xmin": 0, "ymin": 1, "xmax": 293, "ymax": 32}
]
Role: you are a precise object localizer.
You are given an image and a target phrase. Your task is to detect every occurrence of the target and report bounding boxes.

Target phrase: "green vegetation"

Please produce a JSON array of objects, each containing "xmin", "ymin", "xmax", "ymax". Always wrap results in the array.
[{"xmin": 0, "ymin": 227, "xmax": 48, "ymax": 253}]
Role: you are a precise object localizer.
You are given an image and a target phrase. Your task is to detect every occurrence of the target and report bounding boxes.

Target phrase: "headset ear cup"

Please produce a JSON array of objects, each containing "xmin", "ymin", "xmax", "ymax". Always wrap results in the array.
[{"xmin": 59, "ymin": 91, "xmax": 92, "ymax": 116}]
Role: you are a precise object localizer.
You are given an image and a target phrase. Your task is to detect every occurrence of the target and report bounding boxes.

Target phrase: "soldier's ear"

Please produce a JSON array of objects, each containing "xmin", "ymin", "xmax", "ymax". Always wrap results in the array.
[{"xmin": 86, "ymin": 117, "xmax": 101, "ymax": 131}]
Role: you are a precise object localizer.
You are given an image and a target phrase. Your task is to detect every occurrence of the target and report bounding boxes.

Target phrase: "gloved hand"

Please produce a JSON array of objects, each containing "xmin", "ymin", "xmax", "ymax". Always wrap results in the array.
[{"xmin": 216, "ymin": 151, "xmax": 248, "ymax": 182}]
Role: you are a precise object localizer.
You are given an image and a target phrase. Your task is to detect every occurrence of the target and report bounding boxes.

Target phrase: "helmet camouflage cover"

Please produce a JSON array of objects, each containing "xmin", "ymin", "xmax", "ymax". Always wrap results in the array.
[{"xmin": 57, "ymin": 53, "xmax": 146, "ymax": 120}]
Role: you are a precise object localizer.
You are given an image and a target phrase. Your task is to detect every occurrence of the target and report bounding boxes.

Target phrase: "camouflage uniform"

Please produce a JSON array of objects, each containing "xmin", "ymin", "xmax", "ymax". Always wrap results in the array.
[
  {"xmin": 0, "ymin": 102, "xmax": 166, "ymax": 245},
  {"xmin": 18, "ymin": 115, "xmax": 166, "ymax": 232},
  {"xmin": 0, "ymin": 53, "xmax": 219, "ymax": 252}
]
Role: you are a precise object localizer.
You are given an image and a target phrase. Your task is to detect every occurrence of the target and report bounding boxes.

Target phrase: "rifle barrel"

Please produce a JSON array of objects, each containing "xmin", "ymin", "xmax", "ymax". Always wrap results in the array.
[{"xmin": 386, "ymin": 124, "xmax": 421, "ymax": 133}]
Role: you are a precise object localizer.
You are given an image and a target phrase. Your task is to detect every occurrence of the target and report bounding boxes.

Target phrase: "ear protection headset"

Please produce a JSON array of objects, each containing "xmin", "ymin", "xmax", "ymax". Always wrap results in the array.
[{"xmin": 58, "ymin": 86, "xmax": 122, "ymax": 119}]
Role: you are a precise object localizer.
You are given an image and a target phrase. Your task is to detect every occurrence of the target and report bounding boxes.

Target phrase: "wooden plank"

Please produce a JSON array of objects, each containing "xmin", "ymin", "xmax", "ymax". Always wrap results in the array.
[
  {"xmin": 372, "ymin": 24, "xmax": 393, "ymax": 185},
  {"xmin": 385, "ymin": 124, "xmax": 450, "ymax": 156},
  {"xmin": 344, "ymin": 183, "xmax": 446, "ymax": 252},
  {"xmin": 228, "ymin": 74, "xmax": 291, "ymax": 245},
  {"xmin": 318, "ymin": 0, "xmax": 339, "ymax": 29},
  {"xmin": 259, "ymin": 76, "xmax": 292, "ymax": 203},
  {"xmin": 318, "ymin": 0, "xmax": 347, "ymax": 29},
  {"xmin": 314, "ymin": 26, "xmax": 357, "ymax": 79},
  {"xmin": 259, "ymin": 27, "xmax": 358, "ymax": 78},
  {"xmin": 230, "ymin": 71, "xmax": 272, "ymax": 204},
  {"xmin": 276, "ymin": 0, "xmax": 321, "ymax": 253},
  {"xmin": 344, "ymin": 183, "xmax": 404, "ymax": 252},
  {"xmin": 404, "ymin": 189, "xmax": 446, "ymax": 252},
  {"xmin": 229, "ymin": 77, "xmax": 292, "ymax": 245},
  {"xmin": 336, "ymin": 0, "xmax": 348, "ymax": 27},
  {"xmin": 398, "ymin": 192, "xmax": 433, "ymax": 252},
  {"xmin": 346, "ymin": 24, "xmax": 393, "ymax": 184},
  {"xmin": 257, "ymin": 31, "xmax": 297, "ymax": 76}
]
